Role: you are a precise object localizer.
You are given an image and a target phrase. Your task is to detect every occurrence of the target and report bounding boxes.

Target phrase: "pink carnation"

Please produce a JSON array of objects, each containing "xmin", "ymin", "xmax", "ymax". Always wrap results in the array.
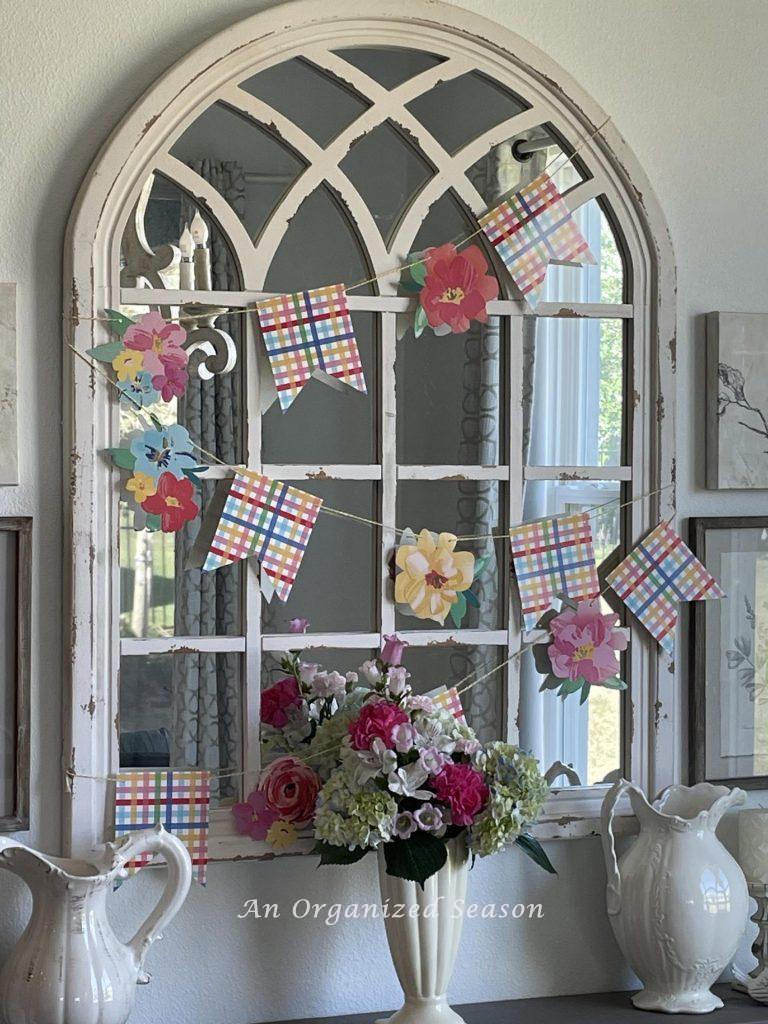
[
  {"xmin": 548, "ymin": 600, "xmax": 628, "ymax": 684},
  {"xmin": 431, "ymin": 762, "xmax": 489, "ymax": 826},
  {"xmin": 261, "ymin": 676, "xmax": 302, "ymax": 729},
  {"xmin": 348, "ymin": 700, "xmax": 410, "ymax": 752}
]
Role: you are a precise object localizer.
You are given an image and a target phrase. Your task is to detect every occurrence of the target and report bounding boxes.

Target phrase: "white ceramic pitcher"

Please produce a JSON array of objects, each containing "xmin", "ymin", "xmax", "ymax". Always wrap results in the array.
[
  {"xmin": 601, "ymin": 779, "xmax": 748, "ymax": 1014},
  {"xmin": 0, "ymin": 824, "xmax": 192, "ymax": 1024}
]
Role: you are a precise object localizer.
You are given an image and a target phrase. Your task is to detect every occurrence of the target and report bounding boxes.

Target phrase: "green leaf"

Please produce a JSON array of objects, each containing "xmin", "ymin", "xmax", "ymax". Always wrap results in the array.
[
  {"xmin": 182, "ymin": 466, "xmax": 208, "ymax": 490},
  {"xmin": 104, "ymin": 308, "xmax": 135, "ymax": 338},
  {"xmin": 449, "ymin": 591, "xmax": 468, "ymax": 629},
  {"xmin": 538, "ymin": 675, "xmax": 561, "ymax": 692},
  {"xmin": 106, "ymin": 447, "xmax": 136, "ymax": 472},
  {"xmin": 86, "ymin": 341, "xmax": 124, "ymax": 363},
  {"xmin": 410, "ymin": 260, "xmax": 427, "ymax": 286},
  {"xmin": 558, "ymin": 677, "xmax": 583, "ymax": 697},
  {"xmin": 600, "ymin": 676, "xmax": 628, "ymax": 690},
  {"xmin": 464, "ymin": 588, "xmax": 480, "ymax": 609},
  {"xmin": 383, "ymin": 832, "xmax": 448, "ymax": 888},
  {"xmin": 399, "ymin": 278, "xmax": 423, "ymax": 295},
  {"xmin": 149, "ymin": 412, "xmax": 163, "ymax": 432},
  {"xmin": 144, "ymin": 514, "xmax": 163, "ymax": 533},
  {"xmin": 579, "ymin": 682, "xmax": 591, "ymax": 705},
  {"xmin": 312, "ymin": 841, "xmax": 369, "ymax": 866},
  {"xmin": 414, "ymin": 304, "xmax": 428, "ymax": 339},
  {"xmin": 473, "ymin": 554, "xmax": 491, "ymax": 578},
  {"xmin": 515, "ymin": 833, "xmax": 557, "ymax": 874}
]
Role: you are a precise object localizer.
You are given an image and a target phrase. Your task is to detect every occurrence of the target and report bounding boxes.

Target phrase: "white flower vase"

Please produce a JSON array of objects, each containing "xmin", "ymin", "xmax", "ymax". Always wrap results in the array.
[{"xmin": 376, "ymin": 836, "xmax": 469, "ymax": 1024}]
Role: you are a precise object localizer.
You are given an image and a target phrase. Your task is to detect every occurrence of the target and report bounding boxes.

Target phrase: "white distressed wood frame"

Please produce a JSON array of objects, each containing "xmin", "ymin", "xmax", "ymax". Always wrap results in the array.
[{"xmin": 63, "ymin": 0, "xmax": 676, "ymax": 859}]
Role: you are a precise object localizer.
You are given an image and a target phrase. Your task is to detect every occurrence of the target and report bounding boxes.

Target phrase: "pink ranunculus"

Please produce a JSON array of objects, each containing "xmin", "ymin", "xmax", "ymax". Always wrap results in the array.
[
  {"xmin": 381, "ymin": 633, "xmax": 408, "ymax": 667},
  {"xmin": 431, "ymin": 762, "xmax": 489, "ymax": 826},
  {"xmin": 124, "ymin": 311, "xmax": 189, "ymax": 378},
  {"xmin": 420, "ymin": 243, "xmax": 499, "ymax": 334},
  {"xmin": 548, "ymin": 600, "xmax": 628, "ymax": 685},
  {"xmin": 261, "ymin": 676, "xmax": 302, "ymax": 729},
  {"xmin": 348, "ymin": 700, "xmax": 410, "ymax": 752},
  {"xmin": 232, "ymin": 788, "xmax": 279, "ymax": 841},
  {"xmin": 259, "ymin": 756, "xmax": 321, "ymax": 825}
]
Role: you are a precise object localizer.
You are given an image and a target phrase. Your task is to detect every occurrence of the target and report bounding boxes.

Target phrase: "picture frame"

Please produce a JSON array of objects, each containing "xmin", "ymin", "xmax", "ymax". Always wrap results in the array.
[
  {"xmin": 0, "ymin": 517, "xmax": 31, "ymax": 830},
  {"xmin": 706, "ymin": 312, "xmax": 768, "ymax": 489},
  {"xmin": 690, "ymin": 516, "xmax": 768, "ymax": 788}
]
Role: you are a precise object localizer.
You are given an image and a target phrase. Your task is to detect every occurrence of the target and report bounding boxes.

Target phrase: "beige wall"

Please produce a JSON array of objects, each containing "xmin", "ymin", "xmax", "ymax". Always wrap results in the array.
[{"xmin": 0, "ymin": 1, "xmax": 766, "ymax": 1020}]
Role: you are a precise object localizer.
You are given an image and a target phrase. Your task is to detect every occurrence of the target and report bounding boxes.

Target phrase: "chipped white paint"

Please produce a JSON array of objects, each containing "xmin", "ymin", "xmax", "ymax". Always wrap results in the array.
[{"xmin": 63, "ymin": 0, "xmax": 676, "ymax": 860}]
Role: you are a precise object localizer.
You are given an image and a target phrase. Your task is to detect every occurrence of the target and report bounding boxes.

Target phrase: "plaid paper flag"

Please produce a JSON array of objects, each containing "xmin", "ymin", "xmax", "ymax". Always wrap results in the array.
[
  {"xmin": 200, "ymin": 470, "xmax": 323, "ymax": 601},
  {"xmin": 432, "ymin": 686, "xmax": 466, "ymax": 724},
  {"xmin": 607, "ymin": 521, "xmax": 725, "ymax": 654},
  {"xmin": 509, "ymin": 513, "xmax": 600, "ymax": 630},
  {"xmin": 257, "ymin": 284, "xmax": 367, "ymax": 411},
  {"xmin": 479, "ymin": 172, "xmax": 595, "ymax": 306},
  {"xmin": 115, "ymin": 770, "xmax": 210, "ymax": 886}
]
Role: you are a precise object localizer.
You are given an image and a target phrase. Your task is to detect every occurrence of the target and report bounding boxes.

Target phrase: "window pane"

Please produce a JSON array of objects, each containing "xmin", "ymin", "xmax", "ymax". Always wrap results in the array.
[
  {"xmin": 405, "ymin": 645, "xmax": 504, "ymax": 743},
  {"xmin": 540, "ymin": 199, "xmax": 625, "ymax": 305},
  {"xmin": 261, "ymin": 481, "xmax": 377, "ymax": 634},
  {"xmin": 334, "ymin": 47, "xmax": 444, "ymax": 90},
  {"xmin": 522, "ymin": 480, "xmax": 621, "ymax": 565},
  {"xmin": 397, "ymin": 317, "xmax": 504, "ymax": 465},
  {"xmin": 239, "ymin": 59, "xmax": 370, "ymax": 148},
  {"xmin": 261, "ymin": 311, "xmax": 376, "ymax": 463},
  {"xmin": 527, "ymin": 318, "xmax": 624, "ymax": 467},
  {"xmin": 119, "ymin": 653, "xmax": 241, "ymax": 804},
  {"xmin": 395, "ymin": 481, "xmax": 505, "ymax": 630},
  {"xmin": 466, "ymin": 124, "xmax": 585, "ymax": 204}
]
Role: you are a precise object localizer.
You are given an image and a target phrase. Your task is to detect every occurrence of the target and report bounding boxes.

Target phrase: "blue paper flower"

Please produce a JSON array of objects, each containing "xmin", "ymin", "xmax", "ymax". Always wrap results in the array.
[
  {"xmin": 117, "ymin": 370, "xmax": 160, "ymax": 409},
  {"xmin": 130, "ymin": 424, "xmax": 196, "ymax": 480}
]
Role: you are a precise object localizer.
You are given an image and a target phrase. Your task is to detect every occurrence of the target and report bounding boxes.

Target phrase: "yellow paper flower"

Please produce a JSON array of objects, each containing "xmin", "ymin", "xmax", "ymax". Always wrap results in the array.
[
  {"xmin": 112, "ymin": 348, "xmax": 145, "ymax": 382},
  {"xmin": 266, "ymin": 819, "xmax": 298, "ymax": 850},
  {"xmin": 125, "ymin": 472, "xmax": 157, "ymax": 504},
  {"xmin": 395, "ymin": 529, "xmax": 475, "ymax": 625}
]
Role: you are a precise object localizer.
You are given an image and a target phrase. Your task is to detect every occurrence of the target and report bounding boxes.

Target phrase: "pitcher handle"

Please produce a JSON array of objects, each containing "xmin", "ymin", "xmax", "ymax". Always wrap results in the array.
[
  {"xmin": 601, "ymin": 778, "xmax": 631, "ymax": 916},
  {"xmin": 114, "ymin": 824, "xmax": 192, "ymax": 979}
]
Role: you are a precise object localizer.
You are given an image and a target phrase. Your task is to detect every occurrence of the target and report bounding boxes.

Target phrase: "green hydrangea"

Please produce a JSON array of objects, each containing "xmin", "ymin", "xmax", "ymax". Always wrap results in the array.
[
  {"xmin": 470, "ymin": 742, "xmax": 548, "ymax": 857},
  {"xmin": 303, "ymin": 688, "xmax": 368, "ymax": 780},
  {"xmin": 314, "ymin": 767, "xmax": 397, "ymax": 851}
]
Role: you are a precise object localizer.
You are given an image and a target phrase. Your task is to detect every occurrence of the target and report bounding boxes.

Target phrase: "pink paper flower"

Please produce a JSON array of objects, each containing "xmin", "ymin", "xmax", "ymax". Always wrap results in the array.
[
  {"xmin": 151, "ymin": 361, "xmax": 189, "ymax": 402},
  {"xmin": 124, "ymin": 311, "xmax": 189, "ymax": 378},
  {"xmin": 548, "ymin": 600, "xmax": 628, "ymax": 684},
  {"xmin": 232, "ymin": 788, "xmax": 279, "ymax": 841},
  {"xmin": 259, "ymin": 756, "xmax": 321, "ymax": 825},
  {"xmin": 420, "ymin": 243, "xmax": 499, "ymax": 334},
  {"xmin": 381, "ymin": 634, "xmax": 408, "ymax": 666},
  {"xmin": 431, "ymin": 762, "xmax": 489, "ymax": 826},
  {"xmin": 348, "ymin": 700, "xmax": 410, "ymax": 752},
  {"xmin": 261, "ymin": 676, "xmax": 302, "ymax": 729}
]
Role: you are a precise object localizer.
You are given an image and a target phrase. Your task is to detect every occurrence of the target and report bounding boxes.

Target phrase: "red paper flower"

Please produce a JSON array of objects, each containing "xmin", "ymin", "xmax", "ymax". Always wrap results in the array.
[
  {"xmin": 141, "ymin": 472, "xmax": 198, "ymax": 533},
  {"xmin": 420, "ymin": 243, "xmax": 499, "ymax": 334}
]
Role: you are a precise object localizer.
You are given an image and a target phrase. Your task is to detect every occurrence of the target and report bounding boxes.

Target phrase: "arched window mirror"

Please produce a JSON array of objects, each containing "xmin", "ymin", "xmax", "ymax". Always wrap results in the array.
[{"xmin": 64, "ymin": 1, "xmax": 675, "ymax": 858}]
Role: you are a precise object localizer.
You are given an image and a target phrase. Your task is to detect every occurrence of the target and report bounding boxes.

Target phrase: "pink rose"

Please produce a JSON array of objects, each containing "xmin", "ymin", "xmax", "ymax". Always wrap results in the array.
[
  {"xmin": 548, "ymin": 600, "xmax": 628, "ymax": 684},
  {"xmin": 432, "ymin": 762, "xmax": 489, "ymax": 826},
  {"xmin": 259, "ymin": 756, "xmax": 321, "ymax": 825},
  {"xmin": 348, "ymin": 700, "xmax": 410, "ymax": 751},
  {"xmin": 123, "ymin": 311, "xmax": 188, "ymax": 378},
  {"xmin": 261, "ymin": 676, "xmax": 302, "ymax": 729},
  {"xmin": 232, "ymin": 788, "xmax": 279, "ymax": 841},
  {"xmin": 381, "ymin": 634, "xmax": 408, "ymax": 666}
]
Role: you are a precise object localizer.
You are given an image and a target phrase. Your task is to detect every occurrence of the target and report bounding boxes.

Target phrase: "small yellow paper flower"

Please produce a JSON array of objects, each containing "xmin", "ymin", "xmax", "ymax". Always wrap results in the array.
[
  {"xmin": 266, "ymin": 819, "xmax": 298, "ymax": 850},
  {"xmin": 395, "ymin": 529, "xmax": 475, "ymax": 625},
  {"xmin": 112, "ymin": 348, "xmax": 145, "ymax": 382},
  {"xmin": 125, "ymin": 472, "xmax": 157, "ymax": 504}
]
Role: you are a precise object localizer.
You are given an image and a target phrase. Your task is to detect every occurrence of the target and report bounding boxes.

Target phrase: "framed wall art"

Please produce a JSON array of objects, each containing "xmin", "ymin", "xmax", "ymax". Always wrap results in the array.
[
  {"xmin": 690, "ymin": 516, "xmax": 768, "ymax": 787},
  {"xmin": 0, "ymin": 517, "xmax": 31, "ymax": 830},
  {"xmin": 706, "ymin": 312, "xmax": 768, "ymax": 489}
]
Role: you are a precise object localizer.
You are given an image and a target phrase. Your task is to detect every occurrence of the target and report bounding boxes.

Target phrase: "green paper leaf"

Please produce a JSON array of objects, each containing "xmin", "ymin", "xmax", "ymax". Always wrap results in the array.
[
  {"xmin": 538, "ymin": 675, "xmax": 561, "ymax": 692},
  {"xmin": 399, "ymin": 278, "xmax": 423, "ymax": 295},
  {"xmin": 473, "ymin": 554, "xmax": 491, "ymax": 578},
  {"xmin": 86, "ymin": 341, "xmax": 124, "ymax": 363},
  {"xmin": 558, "ymin": 678, "xmax": 583, "ymax": 698},
  {"xmin": 515, "ymin": 833, "xmax": 557, "ymax": 874},
  {"xmin": 600, "ymin": 676, "xmax": 628, "ymax": 691},
  {"xmin": 149, "ymin": 412, "xmax": 163, "ymax": 432},
  {"xmin": 182, "ymin": 466, "xmax": 208, "ymax": 490},
  {"xmin": 449, "ymin": 591, "xmax": 468, "ymax": 629},
  {"xmin": 106, "ymin": 447, "xmax": 136, "ymax": 472},
  {"xmin": 104, "ymin": 308, "xmax": 135, "ymax": 338},
  {"xmin": 414, "ymin": 304, "xmax": 428, "ymax": 339},
  {"xmin": 410, "ymin": 260, "xmax": 427, "ymax": 286},
  {"xmin": 144, "ymin": 514, "xmax": 163, "ymax": 533},
  {"xmin": 464, "ymin": 588, "xmax": 480, "ymax": 609},
  {"xmin": 579, "ymin": 682, "xmax": 591, "ymax": 705},
  {"xmin": 383, "ymin": 832, "xmax": 448, "ymax": 888},
  {"xmin": 312, "ymin": 841, "xmax": 370, "ymax": 866}
]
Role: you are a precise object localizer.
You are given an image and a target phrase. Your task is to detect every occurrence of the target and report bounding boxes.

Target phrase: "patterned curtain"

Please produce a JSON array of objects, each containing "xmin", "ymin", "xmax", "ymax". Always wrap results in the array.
[{"xmin": 172, "ymin": 159, "xmax": 245, "ymax": 798}]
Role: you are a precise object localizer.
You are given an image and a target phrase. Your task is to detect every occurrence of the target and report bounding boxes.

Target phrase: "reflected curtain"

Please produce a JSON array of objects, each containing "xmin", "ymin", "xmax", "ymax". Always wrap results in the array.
[{"xmin": 172, "ymin": 159, "xmax": 245, "ymax": 798}]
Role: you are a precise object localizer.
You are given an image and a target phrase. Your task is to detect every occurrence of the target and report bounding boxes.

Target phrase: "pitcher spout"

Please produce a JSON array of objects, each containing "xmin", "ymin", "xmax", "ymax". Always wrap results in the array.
[{"xmin": 654, "ymin": 782, "xmax": 746, "ymax": 830}]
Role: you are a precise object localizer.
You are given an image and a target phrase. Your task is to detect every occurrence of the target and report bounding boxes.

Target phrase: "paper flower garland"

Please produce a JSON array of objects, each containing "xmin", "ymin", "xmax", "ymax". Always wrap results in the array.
[
  {"xmin": 107, "ymin": 422, "xmax": 203, "ymax": 533},
  {"xmin": 533, "ymin": 598, "xmax": 628, "ymax": 703},
  {"xmin": 232, "ymin": 755, "xmax": 321, "ymax": 850},
  {"xmin": 394, "ymin": 528, "xmax": 489, "ymax": 627},
  {"xmin": 87, "ymin": 309, "xmax": 189, "ymax": 406},
  {"xmin": 400, "ymin": 243, "xmax": 498, "ymax": 337}
]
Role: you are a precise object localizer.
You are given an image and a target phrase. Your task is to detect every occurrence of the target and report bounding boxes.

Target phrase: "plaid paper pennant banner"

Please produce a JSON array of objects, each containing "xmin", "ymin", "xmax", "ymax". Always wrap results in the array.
[
  {"xmin": 256, "ymin": 284, "xmax": 367, "ymax": 411},
  {"xmin": 607, "ymin": 521, "xmax": 725, "ymax": 654},
  {"xmin": 199, "ymin": 470, "xmax": 323, "ymax": 602},
  {"xmin": 509, "ymin": 513, "xmax": 600, "ymax": 631},
  {"xmin": 115, "ymin": 770, "xmax": 211, "ymax": 886},
  {"xmin": 431, "ymin": 686, "xmax": 466, "ymax": 724},
  {"xmin": 479, "ymin": 172, "xmax": 595, "ymax": 307}
]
